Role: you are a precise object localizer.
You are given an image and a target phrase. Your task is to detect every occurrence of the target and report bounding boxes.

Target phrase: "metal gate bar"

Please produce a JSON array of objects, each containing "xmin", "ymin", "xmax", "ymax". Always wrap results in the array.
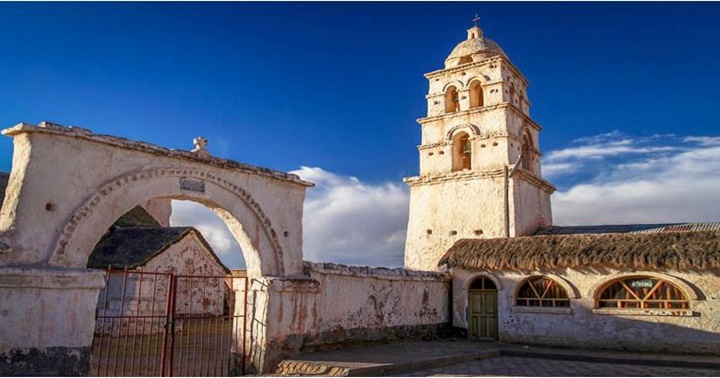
[{"xmin": 91, "ymin": 269, "xmax": 248, "ymax": 376}]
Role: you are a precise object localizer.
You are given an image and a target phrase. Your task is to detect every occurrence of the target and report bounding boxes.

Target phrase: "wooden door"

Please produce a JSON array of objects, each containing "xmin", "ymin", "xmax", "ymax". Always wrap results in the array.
[{"xmin": 468, "ymin": 289, "xmax": 498, "ymax": 340}]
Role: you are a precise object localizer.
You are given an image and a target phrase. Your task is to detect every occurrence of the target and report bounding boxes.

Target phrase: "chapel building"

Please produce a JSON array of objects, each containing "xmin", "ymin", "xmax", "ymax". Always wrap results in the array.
[{"xmin": 404, "ymin": 23, "xmax": 720, "ymax": 354}]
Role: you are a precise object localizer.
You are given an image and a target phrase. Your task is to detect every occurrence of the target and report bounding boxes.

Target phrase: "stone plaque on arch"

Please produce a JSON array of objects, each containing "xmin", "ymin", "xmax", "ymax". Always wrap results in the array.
[{"xmin": 180, "ymin": 178, "xmax": 205, "ymax": 193}]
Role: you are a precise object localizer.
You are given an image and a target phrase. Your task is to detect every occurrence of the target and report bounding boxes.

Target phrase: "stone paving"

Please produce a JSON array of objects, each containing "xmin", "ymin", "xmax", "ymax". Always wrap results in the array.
[
  {"xmin": 275, "ymin": 339, "xmax": 720, "ymax": 376},
  {"xmin": 398, "ymin": 356, "xmax": 720, "ymax": 377}
]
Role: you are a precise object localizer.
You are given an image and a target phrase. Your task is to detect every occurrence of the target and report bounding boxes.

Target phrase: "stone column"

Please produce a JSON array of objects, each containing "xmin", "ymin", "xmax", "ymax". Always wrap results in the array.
[{"xmin": 233, "ymin": 276, "xmax": 320, "ymax": 374}]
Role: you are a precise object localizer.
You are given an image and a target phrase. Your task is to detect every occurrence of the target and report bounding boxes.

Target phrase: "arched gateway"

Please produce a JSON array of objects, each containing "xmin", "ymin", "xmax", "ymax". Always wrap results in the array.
[{"xmin": 0, "ymin": 121, "xmax": 313, "ymax": 375}]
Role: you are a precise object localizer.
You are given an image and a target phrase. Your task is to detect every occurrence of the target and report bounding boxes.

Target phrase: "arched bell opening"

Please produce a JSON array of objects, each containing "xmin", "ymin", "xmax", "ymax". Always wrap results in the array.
[
  {"xmin": 445, "ymin": 86, "xmax": 460, "ymax": 113},
  {"xmin": 452, "ymin": 132, "xmax": 472, "ymax": 172},
  {"xmin": 469, "ymin": 80, "xmax": 484, "ymax": 109},
  {"xmin": 521, "ymin": 132, "xmax": 533, "ymax": 171}
]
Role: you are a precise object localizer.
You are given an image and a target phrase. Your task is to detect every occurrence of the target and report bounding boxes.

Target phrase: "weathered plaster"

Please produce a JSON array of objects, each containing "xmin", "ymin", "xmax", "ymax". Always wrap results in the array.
[
  {"xmin": 241, "ymin": 262, "xmax": 451, "ymax": 372},
  {"xmin": 141, "ymin": 198, "xmax": 171, "ymax": 226},
  {"xmin": 452, "ymin": 268, "xmax": 720, "ymax": 355},
  {"xmin": 0, "ymin": 268, "xmax": 104, "ymax": 375}
]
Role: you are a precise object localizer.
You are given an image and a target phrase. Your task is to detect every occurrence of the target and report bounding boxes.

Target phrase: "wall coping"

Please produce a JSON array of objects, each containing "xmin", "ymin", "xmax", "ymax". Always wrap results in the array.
[
  {"xmin": 0, "ymin": 268, "xmax": 105, "ymax": 289},
  {"xmin": 304, "ymin": 261, "xmax": 449, "ymax": 282},
  {"xmin": 3, "ymin": 122, "xmax": 313, "ymax": 188}
]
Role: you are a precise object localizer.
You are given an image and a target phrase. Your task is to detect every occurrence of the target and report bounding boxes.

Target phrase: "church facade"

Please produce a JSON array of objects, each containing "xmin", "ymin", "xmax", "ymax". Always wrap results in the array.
[{"xmin": 405, "ymin": 24, "xmax": 720, "ymax": 355}]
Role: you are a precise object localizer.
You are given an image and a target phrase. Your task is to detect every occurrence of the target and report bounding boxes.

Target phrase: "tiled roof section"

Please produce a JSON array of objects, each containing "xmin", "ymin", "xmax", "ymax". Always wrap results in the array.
[
  {"xmin": 88, "ymin": 227, "xmax": 230, "ymax": 273},
  {"xmin": 113, "ymin": 206, "xmax": 162, "ymax": 228},
  {"xmin": 88, "ymin": 227, "xmax": 193, "ymax": 269},
  {"xmin": 629, "ymin": 223, "xmax": 720, "ymax": 234},
  {"xmin": 535, "ymin": 223, "xmax": 720, "ymax": 235}
]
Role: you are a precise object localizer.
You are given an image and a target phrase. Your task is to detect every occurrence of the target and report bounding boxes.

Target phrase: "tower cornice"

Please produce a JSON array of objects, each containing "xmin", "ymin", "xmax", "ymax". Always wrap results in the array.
[
  {"xmin": 404, "ymin": 167, "xmax": 554, "ymax": 192},
  {"xmin": 514, "ymin": 169, "xmax": 556, "ymax": 194},
  {"xmin": 417, "ymin": 103, "xmax": 542, "ymax": 132},
  {"xmin": 424, "ymin": 56, "xmax": 529, "ymax": 87},
  {"xmin": 404, "ymin": 168, "xmax": 555, "ymax": 193},
  {"xmin": 404, "ymin": 168, "xmax": 507, "ymax": 186}
]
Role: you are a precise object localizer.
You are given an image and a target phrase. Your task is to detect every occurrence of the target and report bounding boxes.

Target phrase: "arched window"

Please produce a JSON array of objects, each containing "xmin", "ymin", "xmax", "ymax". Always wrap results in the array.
[
  {"xmin": 516, "ymin": 276, "xmax": 570, "ymax": 307},
  {"xmin": 469, "ymin": 81, "xmax": 484, "ymax": 108},
  {"xmin": 521, "ymin": 132, "xmax": 532, "ymax": 171},
  {"xmin": 452, "ymin": 132, "xmax": 472, "ymax": 171},
  {"xmin": 598, "ymin": 276, "xmax": 690, "ymax": 309},
  {"xmin": 445, "ymin": 86, "xmax": 459, "ymax": 113},
  {"xmin": 508, "ymin": 83, "xmax": 516, "ymax": 105}
]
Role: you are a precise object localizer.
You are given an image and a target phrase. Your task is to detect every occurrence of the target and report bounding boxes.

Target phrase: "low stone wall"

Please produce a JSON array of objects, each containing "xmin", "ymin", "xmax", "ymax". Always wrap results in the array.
[
  {"xmin": 253, "ymin": 262, "xmax": 451, "ymax": 372},
  {"xmin": 305, "ymin": 262, "xmax": 450, "ymax": 345}
]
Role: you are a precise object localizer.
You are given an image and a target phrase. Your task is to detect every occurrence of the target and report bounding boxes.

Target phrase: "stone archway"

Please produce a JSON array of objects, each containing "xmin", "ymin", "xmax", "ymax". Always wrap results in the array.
[
  {"xmin": 52, "ymin": 167, "xmax": 287, "ymax": 278},
  {"xmin": 0, "ymin": 121, "xmax": 314, "ymax": 375}
]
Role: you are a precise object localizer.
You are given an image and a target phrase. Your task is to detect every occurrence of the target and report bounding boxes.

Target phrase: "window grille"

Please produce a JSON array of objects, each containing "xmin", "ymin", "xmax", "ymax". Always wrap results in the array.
[
  {"xmin": 597, "ymin": 277, "xmax": 689, "ymax": 309},
  {"xmin": 515, "ymin": 276, "xmax": 570, "ymax": 307}
]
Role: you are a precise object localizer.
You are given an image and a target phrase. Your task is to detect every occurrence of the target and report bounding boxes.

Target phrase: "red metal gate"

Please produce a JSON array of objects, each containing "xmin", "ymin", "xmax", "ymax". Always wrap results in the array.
[{"xmin": 91, "ymin": 269, "xmax": 248, "ymax": 376}]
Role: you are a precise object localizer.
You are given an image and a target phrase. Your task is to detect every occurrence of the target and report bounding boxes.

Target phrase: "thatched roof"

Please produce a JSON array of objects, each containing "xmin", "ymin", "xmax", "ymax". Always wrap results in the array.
[
  {"xmin": 439, "ymin": 231, "xmax": 720, "ymax": 271},
  {"xmin": 537, "ymin": 223, "xmax": 720, "ymax": 235},
  {"xmin": 88, "ymin": 227, "xmax": 229, "ymax": 272}
]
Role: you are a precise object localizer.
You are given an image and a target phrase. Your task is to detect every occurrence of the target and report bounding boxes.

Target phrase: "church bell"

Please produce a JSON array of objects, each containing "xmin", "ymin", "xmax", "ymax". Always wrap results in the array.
[{"xmin": 462, "ymin": 140, "xmax": 472, "ymax": 155}]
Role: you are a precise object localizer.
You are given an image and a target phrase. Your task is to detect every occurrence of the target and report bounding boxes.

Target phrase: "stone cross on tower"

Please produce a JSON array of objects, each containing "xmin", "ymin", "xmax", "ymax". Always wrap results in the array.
[{"xmin": 473, "ymin": 14, "xmax": 480, "ymax": 27}]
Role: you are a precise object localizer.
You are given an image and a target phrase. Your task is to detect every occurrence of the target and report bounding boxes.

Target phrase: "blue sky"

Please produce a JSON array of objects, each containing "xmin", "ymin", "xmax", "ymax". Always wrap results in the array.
[{"xmin": 2, "ymin": 3, "xmax": 720, "ymax": 269}]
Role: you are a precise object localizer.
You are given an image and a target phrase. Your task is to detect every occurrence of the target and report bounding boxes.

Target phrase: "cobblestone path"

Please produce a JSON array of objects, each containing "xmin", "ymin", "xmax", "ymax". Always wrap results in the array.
[{"xmin": 399, "ymin": 356, "xmax": 720, "ymax": 376}]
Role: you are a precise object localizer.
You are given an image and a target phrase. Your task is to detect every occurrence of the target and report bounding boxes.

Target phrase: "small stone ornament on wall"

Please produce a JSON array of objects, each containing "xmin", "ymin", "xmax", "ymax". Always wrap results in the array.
[{"xmin": 192, "ymin": 136, "xmax": 210, "ymax": 158}]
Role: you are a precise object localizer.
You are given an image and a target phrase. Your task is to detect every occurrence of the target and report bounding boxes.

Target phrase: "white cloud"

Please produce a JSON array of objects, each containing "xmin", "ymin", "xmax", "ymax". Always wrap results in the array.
[
  {"xmin": 545, "ymin": 131, "xmax": 679, "ymax": 163},
  {"xmin": 683, "ymin": 136, "xmax": 720, "ymax": 146},
  {"xmin": 552, "ymin": 132, "xmax": 720, "ymax": 226},
  {"xmin": 545, "ymin": 143, "xmax": 677, "ymax": 162},
  {"xmin": 290, "ymin": 167, "xmax": 408, "ymax": 268},
  {"xmin": 170, "ymin": 200, "xmax": 245, "ymax": 269},
  {"xmin": 543, "ymin": 162, "xmax": 581, "ymax": 179}
]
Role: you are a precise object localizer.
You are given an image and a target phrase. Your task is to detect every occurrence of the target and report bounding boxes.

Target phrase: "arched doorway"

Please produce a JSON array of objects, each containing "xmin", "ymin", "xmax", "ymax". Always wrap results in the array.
[{"xmin": 468, "ymin": 276, "xmax": 498, "ymax": 340}]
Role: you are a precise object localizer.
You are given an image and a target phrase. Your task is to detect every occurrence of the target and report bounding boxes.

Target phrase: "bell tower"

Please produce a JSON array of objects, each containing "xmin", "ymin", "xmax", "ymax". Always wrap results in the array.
[{"xmin": 404, "ymin": 21, "xmax": 555, "ymax": 271}]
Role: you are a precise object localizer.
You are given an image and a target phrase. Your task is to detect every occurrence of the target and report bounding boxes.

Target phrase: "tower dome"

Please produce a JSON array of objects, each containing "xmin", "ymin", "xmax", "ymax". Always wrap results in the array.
[{"xmin": 444, "ymin": 25, "xmax": 507, "ymax": 68}]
